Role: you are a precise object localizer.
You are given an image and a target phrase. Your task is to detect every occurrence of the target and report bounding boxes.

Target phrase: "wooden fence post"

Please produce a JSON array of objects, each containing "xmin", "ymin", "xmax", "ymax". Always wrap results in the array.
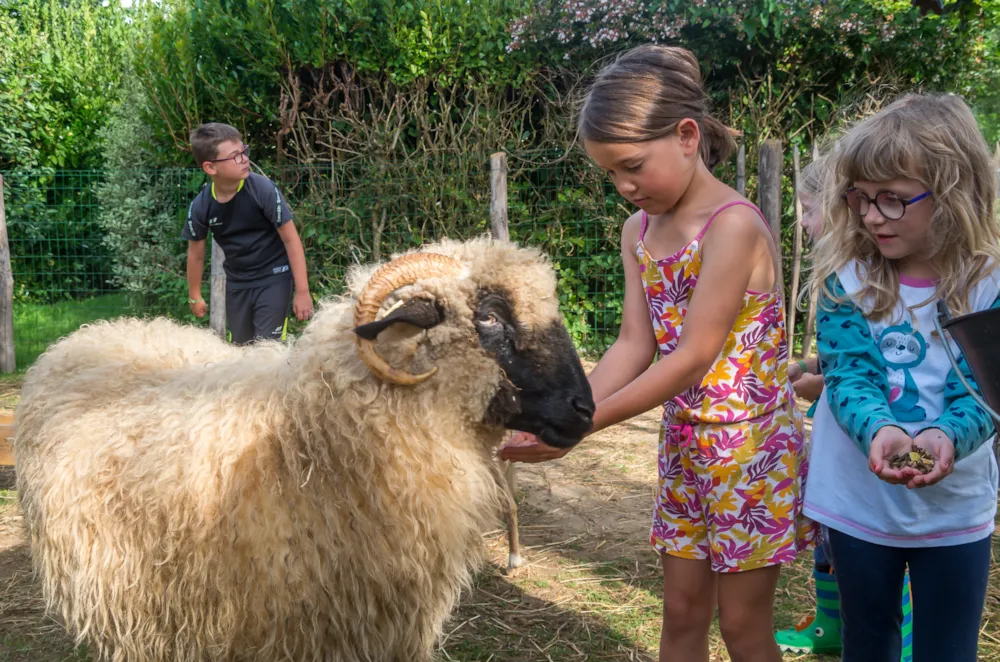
[
  {"xmin": 490, "ymin": 152, "xmax": 509, "ymax": 242},
  {"xmin": 802, "ymin": 284, "xmax": 820, "ymax": 359},
  {"xmin": 0, "ymin": 176, "xmax": 14, "ymax": 373},
  {"xmin": 757, "ymin": 139, "xmax": 784, "ymax": 302},
  {"xmin": 757, "ymin": 139, "xmax": 783, "ymax": 244},
  {"xmin": 210, "ymin": 237, "xmax": 226, "ymax": 339},
  {"xmin": 490, "ymin": 152, "xmax": 521, "ymax": 574},
  {"xmin": 801, "ymin": 143, "xmax": 821, "ymax": 357},
  {"xmin": 788, "ymin": 145, "xmax": 804, "ymax": 354},
  {"xmin": 995, "ymin": 142, "xmax": 999, "ymax": 189},
  {"xmin": 736, "ymin": 143, "xmax": 746, "ymax": 197}
]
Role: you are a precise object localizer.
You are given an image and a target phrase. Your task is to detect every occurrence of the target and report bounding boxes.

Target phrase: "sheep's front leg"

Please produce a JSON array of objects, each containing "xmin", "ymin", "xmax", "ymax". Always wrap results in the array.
[{"xmin": 502, "ymin": 459, "xmax": 522, "ymax": 573}]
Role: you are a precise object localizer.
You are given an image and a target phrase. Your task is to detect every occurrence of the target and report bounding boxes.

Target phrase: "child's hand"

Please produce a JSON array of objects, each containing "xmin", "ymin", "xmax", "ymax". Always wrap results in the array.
[
  {"xmin": 792, "ymin": 373, "xmax": 825, "ymax": 402},
  {"xmin": 869, "ymin": 426, "xmax": 918, "ymax": 484},
  {"xmin": 293, "ymin": 291, "xmax": 314, "ymax": 321},
  {"xmin": 189, "ymin": 298, "xmax": 207, "ymax": 318},
  {"xmin": 497, "ymin": 431, "xmax": 572, "ymax": 463},
  {"xmin": 907, "ymin": 428, "xmax": 955, "ymax": 489},
  {"xmin": 788, "ymin": 361, "xmax": 804, "ymax": 382}
]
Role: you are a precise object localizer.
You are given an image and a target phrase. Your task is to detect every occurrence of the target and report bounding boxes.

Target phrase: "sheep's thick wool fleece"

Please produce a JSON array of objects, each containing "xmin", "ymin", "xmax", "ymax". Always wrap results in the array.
[{"xmin": 15, "ymin": 237, "xmax": 561, "ymax": 662}]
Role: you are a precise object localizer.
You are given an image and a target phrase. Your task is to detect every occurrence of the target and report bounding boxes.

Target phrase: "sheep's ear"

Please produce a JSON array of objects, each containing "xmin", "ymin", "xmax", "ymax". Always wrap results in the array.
[{"xmin": 353, "ymin": 298, "xmax": 445, "ymax": 341}]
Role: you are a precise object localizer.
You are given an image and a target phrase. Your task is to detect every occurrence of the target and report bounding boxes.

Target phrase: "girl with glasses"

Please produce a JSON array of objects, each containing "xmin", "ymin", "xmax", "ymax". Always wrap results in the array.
[{"xmin": 805, "ymin": 93, "xmax": 1000, "ymax": 661}]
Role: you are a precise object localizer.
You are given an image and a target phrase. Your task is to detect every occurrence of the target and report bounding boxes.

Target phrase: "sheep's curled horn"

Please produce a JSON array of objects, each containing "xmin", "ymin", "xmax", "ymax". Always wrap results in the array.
[{"xmin": 353, "ymin": 252, "xmax": 464, "ymax": 385}]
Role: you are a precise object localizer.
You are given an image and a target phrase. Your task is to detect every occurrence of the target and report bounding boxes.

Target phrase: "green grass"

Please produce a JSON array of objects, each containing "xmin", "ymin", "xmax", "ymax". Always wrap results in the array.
[
  {"xmin": 0, "ymin": 635, "xmax": 90, "ymax": 662},
  {"xmin": 12, "ymin": 293, "xmax": 135, "ymax": 369}
]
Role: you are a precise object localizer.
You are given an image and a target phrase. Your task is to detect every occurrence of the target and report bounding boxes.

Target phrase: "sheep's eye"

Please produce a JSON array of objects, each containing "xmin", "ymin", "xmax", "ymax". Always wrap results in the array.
[{"xmin": 479, "ymin": 312, "xmax": 500, "ymax": 326}]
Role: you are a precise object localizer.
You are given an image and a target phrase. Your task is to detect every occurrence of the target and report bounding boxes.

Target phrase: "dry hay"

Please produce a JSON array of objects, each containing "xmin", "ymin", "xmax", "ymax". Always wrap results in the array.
[{"xmin": 0, "ymin": 375, "xmax": 998, "ymax": 661}]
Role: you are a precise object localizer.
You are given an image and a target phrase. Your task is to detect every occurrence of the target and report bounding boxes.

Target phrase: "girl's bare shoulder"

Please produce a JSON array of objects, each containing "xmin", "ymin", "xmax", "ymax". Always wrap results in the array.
[
  {"xmin": 703, "ymin": 195, "xmax": 770, "ymax": 244},
  {"xmin": 620, "ymin": 210, "xmax": 645, "ymax": 248}
]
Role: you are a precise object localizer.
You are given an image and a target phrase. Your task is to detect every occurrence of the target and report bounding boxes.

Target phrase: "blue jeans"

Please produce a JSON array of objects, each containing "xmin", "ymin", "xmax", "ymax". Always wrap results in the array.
[
  {"xmin": 813, "ymin": 526, "xmax": 834, "ymax": 568},
  {"xmin": 826, "ymin": 528, "xmax": 991, "ymax": 662}
]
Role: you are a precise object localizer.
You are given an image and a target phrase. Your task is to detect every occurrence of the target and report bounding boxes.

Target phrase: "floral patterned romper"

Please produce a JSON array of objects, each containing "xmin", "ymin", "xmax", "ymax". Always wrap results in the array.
[{"xmin": 639, "ymin": 201, "xmax": 814, "ymax": 572}]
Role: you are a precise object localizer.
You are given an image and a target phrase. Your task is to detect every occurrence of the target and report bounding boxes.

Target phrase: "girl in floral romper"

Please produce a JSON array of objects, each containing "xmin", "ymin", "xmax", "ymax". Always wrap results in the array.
[{"xmin": 500, "ymin": 44, "xmax": 813, "ymax": 662}]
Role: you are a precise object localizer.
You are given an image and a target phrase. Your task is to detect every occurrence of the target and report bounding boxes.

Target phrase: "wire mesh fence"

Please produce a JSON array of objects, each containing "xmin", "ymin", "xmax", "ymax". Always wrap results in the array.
[
  {"xmin": 2, "ymin": 167, "xmax": 202, "ymax": 367},
  {"xmin": 2, "ymin": 152, "xmax": 629, "ymax": 367},
  {"xmin": 2, "ymin": 168, "xmax": 134, "ymax": 368},
  {"xmin": 2, "ymin": 142, "xmax": 865, "ymax": 369}
]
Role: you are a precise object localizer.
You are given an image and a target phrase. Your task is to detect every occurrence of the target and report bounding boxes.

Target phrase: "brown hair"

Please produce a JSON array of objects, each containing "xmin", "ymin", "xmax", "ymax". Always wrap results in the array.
[
  {"xmin": 578, "ymin": 44, "xmax": 734, "ymax": 169},
  {"xmin": 190, "ymin": 123, "xmax": 242, "ymax": 166}
]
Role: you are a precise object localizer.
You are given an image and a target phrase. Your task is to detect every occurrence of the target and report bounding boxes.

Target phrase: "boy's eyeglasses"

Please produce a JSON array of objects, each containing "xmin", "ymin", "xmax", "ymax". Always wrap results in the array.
[
  {"xmin": 210, "ymin": 144, "xmax": 250, "ymax": 164},
  {"xmin": 842, "ymin": 188, "xmax": 931, "ymax": 221}
]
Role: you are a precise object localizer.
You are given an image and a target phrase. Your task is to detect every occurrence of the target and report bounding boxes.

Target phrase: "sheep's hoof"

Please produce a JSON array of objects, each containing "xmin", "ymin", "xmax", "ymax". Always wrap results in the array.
[{"xmin": 505, "ymin": 552, "xmax": 523, "ymax": 575}]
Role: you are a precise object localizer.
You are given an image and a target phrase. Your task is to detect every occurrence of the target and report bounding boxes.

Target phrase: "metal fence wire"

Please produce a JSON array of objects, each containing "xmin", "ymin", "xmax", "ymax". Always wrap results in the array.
[{"xmin": 2, "ymin": 152, "xmax": 631, "ymax": 367}]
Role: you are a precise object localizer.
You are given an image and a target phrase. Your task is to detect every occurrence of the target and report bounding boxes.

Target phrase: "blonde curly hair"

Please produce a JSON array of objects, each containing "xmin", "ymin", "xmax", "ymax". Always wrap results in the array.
[{"xmin": 810, "ymin": 93, "xmax": 1000, "ymax": 319}]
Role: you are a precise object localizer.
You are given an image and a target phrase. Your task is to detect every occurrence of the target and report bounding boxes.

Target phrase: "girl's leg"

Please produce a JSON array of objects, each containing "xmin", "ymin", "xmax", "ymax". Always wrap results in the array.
[
  {"xmin": 908, "ymin": 536, "xmax": 991, "ymax": 662},
  {"xmin": 826, "ymin": 528, "xmax": 906, "ymax": 662},
  {"xmin": 717, "ymin": 565, "xmax": 783, "ymax": 662},
  {"xmin": 660, "ymin": 554, "xmax": 717, "ymax": 662}
]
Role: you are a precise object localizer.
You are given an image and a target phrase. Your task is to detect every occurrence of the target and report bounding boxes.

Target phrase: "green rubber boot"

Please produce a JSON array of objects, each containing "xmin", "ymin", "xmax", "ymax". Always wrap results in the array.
[{"xmin": 775, "ymin": 568, "xmax": 842, "ymax": 654}]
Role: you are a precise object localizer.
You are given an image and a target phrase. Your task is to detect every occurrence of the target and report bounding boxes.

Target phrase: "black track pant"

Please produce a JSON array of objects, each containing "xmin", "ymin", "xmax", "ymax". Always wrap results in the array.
[{"xmin": 226, "ymin": 278, "xmax": 293, "ymax": 346}]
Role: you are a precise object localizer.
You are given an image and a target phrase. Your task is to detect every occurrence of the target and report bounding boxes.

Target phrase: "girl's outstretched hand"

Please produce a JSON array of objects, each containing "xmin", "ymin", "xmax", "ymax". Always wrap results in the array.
[
  {"xmin": 869, "ymin": 426, "xmax": 919, "ymax": 485},
  {"xmin": 497, "ymin": 431, "xmax": 572, "ymax": 463},
  {"xmin": 907, "ymin": 428, "xmax": 955, "ymax": 489}
]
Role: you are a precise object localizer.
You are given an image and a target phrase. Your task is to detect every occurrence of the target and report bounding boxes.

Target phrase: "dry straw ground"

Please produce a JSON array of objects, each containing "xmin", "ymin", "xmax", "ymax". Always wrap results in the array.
[{"xmin": 1, "ymin": 375, "xmax": 998, "ymax": 661}]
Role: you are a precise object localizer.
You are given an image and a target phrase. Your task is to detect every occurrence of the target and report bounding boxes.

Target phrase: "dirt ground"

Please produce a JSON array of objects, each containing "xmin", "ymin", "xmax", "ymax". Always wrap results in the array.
[{"xmin": 2, "ymin": 379, "xmax": 999, "ymax": 661}]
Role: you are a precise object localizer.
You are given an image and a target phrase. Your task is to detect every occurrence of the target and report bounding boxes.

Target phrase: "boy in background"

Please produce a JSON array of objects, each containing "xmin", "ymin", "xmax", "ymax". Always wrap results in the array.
[{"xmin": 183, "ymin": 123, "xmax": 313, "ymax": 344}]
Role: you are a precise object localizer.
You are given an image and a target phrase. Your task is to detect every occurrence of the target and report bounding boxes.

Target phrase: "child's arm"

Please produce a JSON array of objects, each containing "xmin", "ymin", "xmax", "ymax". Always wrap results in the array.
[
  {"xmin": 889, "ymin": 294, "xmax": 1000, "ymax": 490},
  {"xmin": 587, "ymin": 214, "xmax": 659, "ymax": 402},
  {"xmin": 186, "ymin": 240, "xmax": 208, "ymax": 318},
  {"xmin": 789, "ymin": 355, "xmax": 821, "ymax": 382},
  {"xmin": 258, "ymin": 179, "xmax": 313, "ymax": 321},
  {"xmin": 588, "ymin": 207, "xmax": 776, "ymax": 434},
  {"xmin": 816, "ymin": 275, "xmax": 925, "ymax": 485},
  {"xmin": 181, "ymin": 193, "xmax": 211, "ymax": 318},
  {"xmin": 816, "ymin": 274, "xmax": 900, "ymax": 454},
  {"xmin": 792, "ymin": 372, "xmax": 825, "ymax": 402},
  {"xmin": 790, "ymin": 356, "xmax": 823, "ymax": 402},
  {"xmin": 918, "ymin": 293, "xmax": 1000, "ymax": 462},
  {"xmin": 498, "ymin": 215, "xmax": 657, "ymax": 463},
  {"xmin": 277, "ymin": 221, "xmax": 314, "ymax": 321}
]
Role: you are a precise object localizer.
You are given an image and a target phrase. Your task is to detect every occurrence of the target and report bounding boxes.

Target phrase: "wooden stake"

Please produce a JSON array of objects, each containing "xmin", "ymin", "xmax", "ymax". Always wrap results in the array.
[
  {"xmin": 801, "ymin": 143, "xmax": 822, "ymax": 357},
  {"xmin": 490, "ymin": 152, "xmax": 509, "ymax": 242},
  {"xmin": 210, "ymin": 238, "xmax": 226, "ymax": 340},
  {"xmin": 489, "ymin": 152, "xmax": 521, "ymax": 573},
  {"xmin": 736, "ymin": 144, "xmax": 746, "ymax": 196},
  {"xmin": 757, "ymin": 139, "xmax": 785, "ymax": 300},
  {"xmin": 789, "ymin": 145, "xmax": 804, "ymax": 355},
  {"xmin": 0, "ymin": 175, "xmax": 15, "ymax": 373}
]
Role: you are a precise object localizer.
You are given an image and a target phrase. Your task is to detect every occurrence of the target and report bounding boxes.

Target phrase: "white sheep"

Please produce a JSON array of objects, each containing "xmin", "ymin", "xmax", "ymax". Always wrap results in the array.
[{"xmin": 14, "ymin": 236, "xmax": 594, "ymax": 662}]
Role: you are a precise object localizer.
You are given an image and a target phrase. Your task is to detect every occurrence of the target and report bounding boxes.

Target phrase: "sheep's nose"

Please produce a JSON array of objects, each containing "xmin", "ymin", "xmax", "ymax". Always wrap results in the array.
[{"xmin": 572, "ymin": 397, "xmax": 595, "ymax": 419}]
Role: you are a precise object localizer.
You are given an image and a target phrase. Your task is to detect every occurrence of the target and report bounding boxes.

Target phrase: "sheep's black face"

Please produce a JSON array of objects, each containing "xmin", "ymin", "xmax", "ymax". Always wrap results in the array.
[
  {"xmin": 476, "ymin": 293, "xmax": 594, "ymax": 448},
  {"xmin": 352, "ymin": 287, "xmax": 594, "ymax": 447}
]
